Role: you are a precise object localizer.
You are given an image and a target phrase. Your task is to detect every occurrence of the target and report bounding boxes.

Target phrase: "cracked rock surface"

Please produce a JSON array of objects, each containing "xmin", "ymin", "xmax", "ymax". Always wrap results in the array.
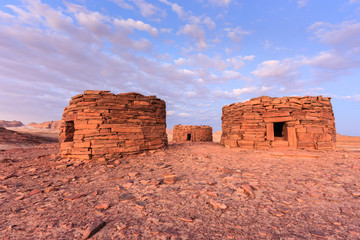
[{"xmin": 0, "ymin": 142, "xmax": 359, "ymax": 239}]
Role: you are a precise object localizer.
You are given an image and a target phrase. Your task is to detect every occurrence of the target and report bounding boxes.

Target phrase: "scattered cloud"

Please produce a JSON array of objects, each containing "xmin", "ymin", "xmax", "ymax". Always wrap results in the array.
[
  {"xmin": 178, "ymin": 24, "xmax": 207, "ymax": 48},
  {"xmin": 111, "ymin": 0, "xmax": 164, "ymax": 18},
  {"xmin": 251, "ymin": 58, "xmax": 303, "ymax": 81},
  {"xmin": 349, "ymin": 0, "xmax": 360, "ymax": 4},
  {"xmin": 262, "ymin": 40, "xmax": 271, "ymax": 50},
  {"xmin": 175, "ymin": 53, "xmax": 228, "ymax": 70},
  {"xmin": 227, "ymin": 55, "xmax": 255, "ymax": 70},
  {"xmin": 203, "ymin": 16, "xmax": 216, "ymax": 29},
  {"xmin": 159, "ymin": 0, "xmax": 187, "ymax": 19},
  {"xmin": 304, "ymin": 50, "xmax": 358, "ymax": 70},
  {"xmin": 131, "ymin": 0, "xmax": 162, "ymax": 18},
  {"xmin": 198, "ymin": 0, "xmax": 233, "ymax": 7},
  {"xmin": 297, "ymin": 0, "xmax": 307, "ymax": 9},
  {"xmin": 225, "ymin": 26, "xmax": 252, "ymax": 43},
  {"xmin": 167, "ymin": 110, "xmax": 176, "ymax": 116},
  {"xmin": 309, "ymin": 21, "xmax": 360, "ymax": 48},
  {"xmin": 114, "ymin": 18, "xmax": 158, "ymax": 36},
  {"xmin": 213, "ymin": 86, "xmax": 273, "ymax": 99},
  {"xmin": 178, "ymin": 112, "xmax": 190, "ymax": 117},
  {"xmin": 110, "ymin": 0, "xmax": 134, "ymax": 9}
]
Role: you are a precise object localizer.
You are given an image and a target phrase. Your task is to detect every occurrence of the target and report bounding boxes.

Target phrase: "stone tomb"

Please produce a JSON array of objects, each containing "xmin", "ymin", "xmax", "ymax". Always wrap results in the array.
[
  {"xmin": 173, "ymin": 124, "xmax": 213, "ymax": 143},
  {"xmin": 221, "ymin": 96, "xmax": 336, "ymax": 150},
  {"xmin": 59, "ymin": 91, "xmax": 167, "ymax": 160}
]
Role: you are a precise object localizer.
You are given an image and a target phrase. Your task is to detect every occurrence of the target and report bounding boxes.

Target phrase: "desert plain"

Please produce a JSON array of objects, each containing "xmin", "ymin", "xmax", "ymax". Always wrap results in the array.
[{"xmin": 0, "ymin": 125, "xmax": 359, "ymax": 239}]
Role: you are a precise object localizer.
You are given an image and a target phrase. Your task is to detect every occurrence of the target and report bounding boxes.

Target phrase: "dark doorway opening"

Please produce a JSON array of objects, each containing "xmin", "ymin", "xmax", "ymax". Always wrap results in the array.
[
  {"xmin": 187, "ymin": 134, "xmax": 191, "ymax": 141},
  {"xmin": 274, "ymin": 122, "xmax": 285, "ymax": 138},
  {"xmin": 65, "ymin": 121, "xmax": 75, "ymax": 142}
]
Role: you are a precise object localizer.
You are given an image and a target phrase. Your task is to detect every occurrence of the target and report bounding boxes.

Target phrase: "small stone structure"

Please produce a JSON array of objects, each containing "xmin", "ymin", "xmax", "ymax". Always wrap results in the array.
[
  {"xmin": 173, "ymin": 124, "xmax": 212, "ymax": 142},
  {"xmin": 221, "ymin": 96, "xmax": 336, "ymax": 150},
  {"xmin": 59, "ymin": 90, "xmax": 167, "ymax": 160}
]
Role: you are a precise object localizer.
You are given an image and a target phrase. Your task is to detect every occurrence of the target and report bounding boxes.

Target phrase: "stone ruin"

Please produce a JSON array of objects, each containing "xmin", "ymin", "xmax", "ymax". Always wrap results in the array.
[
  {"xmin": 221, "ymin": 96, "xmax": 336, "ymax": 150},
  {"xmin": 59, "ymin": 90, "xmax": 167, "ymax": 160},
  {"xmin": 173, "ymin": 124, "xmax": 213, "ymax": 143}
]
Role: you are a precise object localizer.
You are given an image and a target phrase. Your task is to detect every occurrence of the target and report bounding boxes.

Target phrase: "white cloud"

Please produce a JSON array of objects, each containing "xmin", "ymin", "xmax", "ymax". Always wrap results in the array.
[
  {"xmin": 179, "ymin": 24, "xmax": 207, "ymax": 48},
  {"xmin": 111, "ymin": 0, "xmax": 134, "ymax": 9},
  {"xmin": 309, "ymin": 21, "xmax": 360, "ymax": 48},
  {"xmin": 111, "ymin": 0, "xmax": 164, "ymax": 18},
  {"xmin": 178, "ymin": 112, "xmax": 190, "ymax": 117},
  {"xmin": 225, "ymin": 26, "xmax": 252, "ymax": 43},
  {"xmin": 0, "ymin": 10, "xmax": 15, "ymax": 20},
  {"xmin": 252, "ymin": 58, "xmax": 303, "ymax": 80},
  {"xmin": 159, "ymin": 0, "xmax": 186, "ymax": 19},
  {"xmin": 167, "ymin": 110, "xmax": 176, "ymax": 116},
  {"xmin": 222, "ymin": 70, "xmax": 242, "ymax": 80},
  {"xmin": 203, "ymin": 16, "xmax": 216, "ymax": 29},
  {"xmin": 175, "ymin": 54, "xmax": 228, "ymax": 71},
  {"xmin": 304, "ymin": 50, "xmax": 358, "ymax": 70},
  {"xmin": 114, "ymin": 18, "xmax": 158, "ymax": 36},
  {"xmin": 199, "ymin": 0, "xmax": 232, "ymax": 7},
  {"xmin": 131, "ymin": 0, "xmax": 162, "ymax": 18},
  {"xmin": 213, "ymin": 87, "xmax": 257, "ymax": 99},
  {"xmin": 0, "ymin": 0, "xmax": 204, "ymax": 124},
  {"xmin": 227, "ymin": 55, "xmax": 254, "ymax": 70},
  {"xmin": 297, "ymin": 0, "xmax": 307, "ymax": 9}
]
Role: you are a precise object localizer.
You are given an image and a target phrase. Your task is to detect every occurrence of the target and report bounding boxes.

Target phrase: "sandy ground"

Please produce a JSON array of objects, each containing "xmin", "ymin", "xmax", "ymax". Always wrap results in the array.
[{"xmin": 0, "ymin": 141, "xmax": 359, "ymax": 239}]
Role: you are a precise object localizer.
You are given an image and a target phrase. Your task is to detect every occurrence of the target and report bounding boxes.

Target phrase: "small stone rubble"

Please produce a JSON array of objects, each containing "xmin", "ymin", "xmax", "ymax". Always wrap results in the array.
[
  {"xmin": 221, "ymin": 96, "xmax": 336, "ymax": 150},
  {"xmin": 0, "ymin": 143, "xmax": 359, "ymax": 239},
  {"xmin": 59, "ymin": 91, "xmax": 167, "ymax": 160},
  {"xmin": 173, "ymin": 124, "xmax": 212, "ymax": 143}
]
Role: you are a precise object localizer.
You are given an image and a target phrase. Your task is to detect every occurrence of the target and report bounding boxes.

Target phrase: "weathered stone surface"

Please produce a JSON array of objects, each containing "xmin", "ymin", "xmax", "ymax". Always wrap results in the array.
[
  {"xmin": 172, "ymin": 124, "xmax": 212, "ymax": 143},
  {"xmin": 221, "ymin": 96, "xmax": 336, "ymax": 150},
  {"xmin": 209, "ymin": 199, "xmax": 227, "ymax": 210},
  {"xmin": 59, "ymin": 91, "xmax": 167, "ymax": 160},
  {"xmin": 82, "ymin": 219, "xmax": 106, "ymax": 239}
]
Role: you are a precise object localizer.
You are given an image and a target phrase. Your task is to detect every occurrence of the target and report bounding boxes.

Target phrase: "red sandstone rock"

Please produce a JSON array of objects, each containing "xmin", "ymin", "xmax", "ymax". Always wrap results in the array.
[
  {"xmin": 221, "ymin": 96, "xmax": 336, "ymax": 150},
  {"xmin": 209, "ymin": 199, "xmax": 227, "ymax": 210},
  {"xmin": 59, "ymin": 91, "xmax": 167, "ymax": 160},
  {"xmin": 163, "ymin": 173, "xmax": 176, "ymax": 184},
  {"xmin": 173, "ymin": 124, "xmax": 212, "ymax": 143},
  {"xmin": 82, "ymin": 219, "xmax": 106, "ymax": 239},
  {"xmin": 28, "ymin": 121, "xmax": 60, "ymax": 131},
  {"xmin": 0, "ymin": 120, "xmax": 24, "ymax": 128}
]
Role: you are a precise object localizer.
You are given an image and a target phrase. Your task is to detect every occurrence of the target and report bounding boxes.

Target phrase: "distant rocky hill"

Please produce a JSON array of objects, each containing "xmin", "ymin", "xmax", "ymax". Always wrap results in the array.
[
  {"xmin": 28, "ymin": 121, "xmax": 60, "ymax": 131},
  {"xmin": 0, "ymin": 120, "xmax": 24, "ymax": 128},
  {"xmin": 0, "ymin": 127, "xmax": 57, "ymax": 150}
]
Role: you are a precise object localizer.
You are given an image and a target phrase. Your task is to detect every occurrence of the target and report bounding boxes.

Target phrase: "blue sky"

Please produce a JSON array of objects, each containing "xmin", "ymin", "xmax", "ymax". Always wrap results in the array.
[{"xmin": 0, "ymin": 0, "xmax": 360, "ymax": 135}]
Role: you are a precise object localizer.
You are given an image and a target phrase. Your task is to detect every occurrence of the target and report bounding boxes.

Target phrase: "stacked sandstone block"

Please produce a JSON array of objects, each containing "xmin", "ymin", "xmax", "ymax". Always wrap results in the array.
[
  {"xmin": 221, "ymin": 96, "xmax": 336, "ymax": 150},
  {"xmin": 173, "ymin": 124, "xmax": 213, "ymax": 143},
  {"xmin": 59, "ymin": 91, "xmax": 167, "ymax": 160}
]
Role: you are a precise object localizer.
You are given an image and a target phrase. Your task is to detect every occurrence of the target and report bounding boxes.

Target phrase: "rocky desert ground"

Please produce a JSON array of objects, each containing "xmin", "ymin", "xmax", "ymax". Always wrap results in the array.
[{"xmin": 0, "ymin": 126, "xmax": 359, "ymax": 239}]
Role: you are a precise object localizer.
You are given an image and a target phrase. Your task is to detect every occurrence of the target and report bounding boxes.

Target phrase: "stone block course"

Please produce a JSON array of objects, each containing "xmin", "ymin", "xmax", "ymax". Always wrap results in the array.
[
  {"xmin": 221, "ymin": 96, "xmax": 336, "ymax": 150},
  {"xmin": 59, "ymin": 91, "xmax": 167, "ymax": 160},
  {"xmin": 172, "ymin": 124, "xmax": 213, "ymax": 143}
]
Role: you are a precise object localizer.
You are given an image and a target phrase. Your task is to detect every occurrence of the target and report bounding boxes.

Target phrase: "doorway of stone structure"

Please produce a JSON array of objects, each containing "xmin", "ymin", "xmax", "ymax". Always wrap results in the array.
[
  {"xmin": 273, "ymin": 122, "xmax": 287, "ymax": 140},
  {"xmin": 187, "ymin": 133, "xmax": 191, "ymax": 141},
  {"xmin": 65, "ymin": 121, "xmax": 75, "ymax": 142}
]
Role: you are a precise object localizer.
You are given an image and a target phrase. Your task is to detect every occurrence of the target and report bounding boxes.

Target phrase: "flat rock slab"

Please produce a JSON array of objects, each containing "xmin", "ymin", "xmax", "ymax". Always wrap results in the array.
[{"xmin": 0, "ymin": 142, "xmax": 359, "ymax": 239}]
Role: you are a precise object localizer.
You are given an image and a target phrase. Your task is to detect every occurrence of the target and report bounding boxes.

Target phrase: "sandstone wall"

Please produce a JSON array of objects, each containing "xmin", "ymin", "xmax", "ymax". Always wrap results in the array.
[
  {"xmin": 221, "ymin": 96, "xmax": 336, "ymax": 150},
  {"xmin": 173, "ymin": 124, "xmax": 213, "ymax": 143},
  {"xmin": 59, "ymin": 91, "xmax": 167, "ymax": 160}
]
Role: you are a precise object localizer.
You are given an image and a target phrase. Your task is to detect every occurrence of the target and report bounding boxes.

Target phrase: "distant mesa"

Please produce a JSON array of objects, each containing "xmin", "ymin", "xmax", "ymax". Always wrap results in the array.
[
  {"xmin": 0, "ymin": 120, "xmax": 24, "ymax": 128},
  {"xmin": 28, "ymin": 121, "xmax": 60, "ymax": 131}
]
